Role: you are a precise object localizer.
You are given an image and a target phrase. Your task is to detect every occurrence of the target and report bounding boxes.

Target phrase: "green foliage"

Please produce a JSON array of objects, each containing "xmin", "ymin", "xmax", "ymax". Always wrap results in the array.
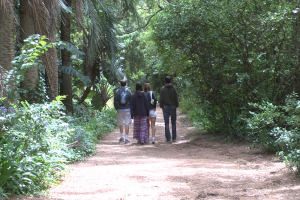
[
  {"xmin": 5, "ymin": 34, "xmax": 54, "ymax": 103},
  {"xmin": 246, "ymin": 101, "xmax": 282, "ymax": 150},
  {"xmin": 143, "ymin": 0, "xmax": 300, "ymax": 173},
  {"xmin": 0, "ymin": 98, "xmax": 117, "ymax": 197},
  {"xmin": 246, "ymin": 93, "xmax": 300, "ymax": 172},
  {"xmin": 59, "ymin": 66, "xmax": 92, "ymax": 87},
  {"xmin": 149, "ymin": 0, "xmax": 300, "ymax": 136}
]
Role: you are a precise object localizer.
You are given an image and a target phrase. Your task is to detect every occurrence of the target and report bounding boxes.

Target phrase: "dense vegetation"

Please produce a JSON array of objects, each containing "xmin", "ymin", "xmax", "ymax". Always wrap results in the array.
[
  {"xmin": 147, "ymin": 0, "xmax": 300, "ymax": 172},
  {"xmin": 1, "ymin": 0, "xmax": 300, "ymax": 198}
]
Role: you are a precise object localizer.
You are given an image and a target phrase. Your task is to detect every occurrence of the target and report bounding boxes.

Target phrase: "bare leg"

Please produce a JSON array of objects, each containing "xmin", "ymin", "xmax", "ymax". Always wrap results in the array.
[
  {"xmin": 118, "ymin": 125, "xmax": 125, "ymax": 142},
  {"xmin": 150, "ymin": 117, "xmax": 156, "ymax": 137},
  {"xmin": 125, "ymin": 125, "xmax": 129, "ymax": 136},
  {"xmin": 119, "ymin": 125, "xmax": 124, "ymax": 135}
]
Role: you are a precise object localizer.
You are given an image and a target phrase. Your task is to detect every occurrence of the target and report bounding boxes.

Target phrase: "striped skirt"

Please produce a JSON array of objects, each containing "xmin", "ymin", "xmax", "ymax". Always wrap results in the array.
[{"xmin": 133, "ymin": 116, "xmax": 149, "ymax": 143}]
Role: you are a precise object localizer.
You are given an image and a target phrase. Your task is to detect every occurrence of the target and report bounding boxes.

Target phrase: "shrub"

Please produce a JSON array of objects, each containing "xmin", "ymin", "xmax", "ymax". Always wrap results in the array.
[
  {"xmin": 246, "ymin": 93, "xmax": 300, "ymax": 172},
  {"xmin": 0, "ymin": 98, "xmax": 117, "ymax": 197}
]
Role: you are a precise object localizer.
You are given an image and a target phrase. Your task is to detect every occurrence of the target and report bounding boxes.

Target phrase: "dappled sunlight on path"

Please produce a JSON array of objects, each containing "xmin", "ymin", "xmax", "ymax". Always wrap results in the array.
[{"xmin": 21, "ymin": 109, "xmax": 300, "ymax": 200}]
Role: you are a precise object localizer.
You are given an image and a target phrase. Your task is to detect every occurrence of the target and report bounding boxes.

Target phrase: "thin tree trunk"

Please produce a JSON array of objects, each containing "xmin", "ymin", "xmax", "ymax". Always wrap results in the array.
[{"xmin": 60, "ymin": 0, "xmax": 73, "ymax": 113}]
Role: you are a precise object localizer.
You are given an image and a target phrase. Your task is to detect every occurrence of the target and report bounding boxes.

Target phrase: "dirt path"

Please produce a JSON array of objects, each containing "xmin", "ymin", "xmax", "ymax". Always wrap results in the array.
[{"xmin": 21, "ymin": 109, "xmax": 300, "ymax": 200}]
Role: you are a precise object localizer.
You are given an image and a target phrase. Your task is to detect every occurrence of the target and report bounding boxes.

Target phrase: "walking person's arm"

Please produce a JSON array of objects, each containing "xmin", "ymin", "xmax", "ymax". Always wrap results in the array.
[
  {"xmin": 144, "ymin": 94, "xmax": 150, "ymax": 117},
  {"xmin": 130, "ymin": 95, "xmax": 135, "ymax": 119},
  {"xmin": 174, "ymin": 88, "xmax": 179, "ymax": 108},
  {"xmin": 153, "ymin": 92, "xmax": 157, "ymax": 111},
  {"xmin": 159, "ymin": 87, "xmax": 164, "ymax": 108},
  {"xmin": 114, "ymin": 90, "xmax": 119, "ymax": 110}
]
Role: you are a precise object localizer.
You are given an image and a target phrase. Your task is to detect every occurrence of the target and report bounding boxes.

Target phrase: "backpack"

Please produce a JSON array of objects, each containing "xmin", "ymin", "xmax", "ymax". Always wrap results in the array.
[
  {"xmin": 149, "ymin": 91, "xmax": 154, "ymax": 105},
  {"xmin": 119, "ymin": 89, "xmax": 128, "ymax": 105}
]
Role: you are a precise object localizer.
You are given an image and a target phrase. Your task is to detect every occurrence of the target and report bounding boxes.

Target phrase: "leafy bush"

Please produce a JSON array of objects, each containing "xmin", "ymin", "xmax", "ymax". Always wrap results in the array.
[
  {"xmin": 5, "ymin": 34, "xmax": 53, "ymax": 103},
  {"xmin": 245, "ymin": 101, "xmax": 283, "ymax": 151},
  {"xmin": 180, "ymin": 93, "xmax": 207, "ymax": 129},
  {"xmin": 246, "ymin": 93, "xmax": 300, "ymax": 172},
  {"xmin": 0, "ymin": 98, "xmax": 117, "ymax": 197}
]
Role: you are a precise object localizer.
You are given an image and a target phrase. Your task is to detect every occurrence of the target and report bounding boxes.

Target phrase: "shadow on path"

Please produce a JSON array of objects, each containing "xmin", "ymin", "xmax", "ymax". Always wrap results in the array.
[{"xmin": 19, "ymin": 109, "xmax": 300, "ymax": 200}]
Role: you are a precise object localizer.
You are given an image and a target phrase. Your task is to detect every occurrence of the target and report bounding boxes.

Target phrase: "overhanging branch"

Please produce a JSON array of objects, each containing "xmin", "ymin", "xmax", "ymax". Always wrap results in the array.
[{"xmin": 120, "ymin": 4, "xmax": 164, "ymax": 36}]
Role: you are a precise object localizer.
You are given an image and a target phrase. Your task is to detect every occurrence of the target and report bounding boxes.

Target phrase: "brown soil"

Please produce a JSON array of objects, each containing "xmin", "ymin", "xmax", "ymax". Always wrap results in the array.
[{"xmin": 14, "ymin": 109, "xmax": 300, "ymax": 200}]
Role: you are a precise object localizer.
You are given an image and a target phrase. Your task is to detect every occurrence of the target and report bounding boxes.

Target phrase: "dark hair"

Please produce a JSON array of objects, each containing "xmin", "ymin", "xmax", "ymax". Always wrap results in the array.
[
  {"xmin": 120, "ymin": 79, "xmax": 127, "ymax": 86},
  {"xmin": 144, "ymin": 83, "xmax": 151, "ymax": 92},
  {"xmin": 165, "ymin": 76, "xmax": 171, "ymax": 83},
  {"xmin": 136, "ymin": 81, "xmax": 143, "ymax": 91}
]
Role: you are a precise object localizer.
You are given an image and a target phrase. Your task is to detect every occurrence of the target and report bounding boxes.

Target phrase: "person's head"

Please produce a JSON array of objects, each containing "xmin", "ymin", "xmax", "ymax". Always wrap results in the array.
[
  {"xmin": 144, "ymin": 83, "xmax": 151, "ymax": 92},
  {"xmin": 165, "ymin": 76, "xmax": 171, "ymax": 84},
  {"xmin": 120, "ymin": 79, "xmax": 127, "ymax": 86},
  {"xmin": 136, "ymin": 81, "xmax": 143, "ymax": 91}
]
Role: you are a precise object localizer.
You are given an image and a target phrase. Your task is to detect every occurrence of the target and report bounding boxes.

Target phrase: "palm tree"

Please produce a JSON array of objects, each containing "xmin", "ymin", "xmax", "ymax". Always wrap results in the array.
[
  {"xmin": 19, "ymin": 0, "xmax": 39, "ymax": 94},
  {"xmin": 44, "ymin": 0, "xmax": 59, "ymax": 101},
  {"xmin": 77, "ymin": 0, "xmax": 136, "ymax": 103},
  {"xmin": 60, "ymin": 0, "xmax": 73, "ymax": 113},
  {"xmin": 0, "ymin": 0, "xmax": 15, "ymax": 71},
  {"xmin": 18, "ymin": 0, "xmax": 59, "ymax": 101}
]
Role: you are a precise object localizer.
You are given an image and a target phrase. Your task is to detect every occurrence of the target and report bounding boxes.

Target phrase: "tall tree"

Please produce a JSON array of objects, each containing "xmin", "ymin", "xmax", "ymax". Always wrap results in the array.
[
  {"xmin": 43, "ymin": 0, "xmax": 59, "ymax": 101},
  {"xmin": 18, "ymin": 0, "xmax": 59, "ymax": 101},
  {"xmin": 19, "ymin": 0, "xmax": 39, "ymax": 95},
  {"xmin": 60, "ymin": 0, "xmax": 73, "ymax": 113},
  {"xmin": 0, "ymin": 0, "xmax": 15, "ymax": 71}
]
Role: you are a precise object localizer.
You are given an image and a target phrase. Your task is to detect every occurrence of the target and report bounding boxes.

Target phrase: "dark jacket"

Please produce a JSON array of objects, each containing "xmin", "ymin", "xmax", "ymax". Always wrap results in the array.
[
  {"xmin": 146, "ymin": 91, "xmax": 157, "ymax": 110},
  {"xmin": 160, "ymin": 84, "xmax": 179, "ymax": 108},
  {"xmin": 130, "ymin": 91, "xmax": 149, "ymax": 118},
  {"xmin": 114, "ymin": 86, "xmax": 132, "ymax": 110}
]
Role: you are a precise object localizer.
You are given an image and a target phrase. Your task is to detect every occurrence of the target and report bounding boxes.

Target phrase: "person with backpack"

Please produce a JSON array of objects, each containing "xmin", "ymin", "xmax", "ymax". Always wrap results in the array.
[
  {"xmin": 160, "ymin": 76, "xmax": 179, "ymax": 142},
  {"xmin": 114, "ymin": 79, "xmax": 132, "ymax": 143},
  {"xmin": 144, "ymin": 83, "xmax": 157, "ymax": 144},
  {"xmin": 130, "ymin": 81, "xmax": 150, "ymax": 144}
]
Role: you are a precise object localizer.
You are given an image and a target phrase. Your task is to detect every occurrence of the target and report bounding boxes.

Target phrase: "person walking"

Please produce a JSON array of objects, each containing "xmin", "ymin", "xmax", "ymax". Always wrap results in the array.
[
  {"xmin": 160, "ymin": 76, "xmax": 179, "ymax": 142},
  {"xmin": 144, "ymin": 83, "xmax": 157, "ymax": 144},
  {"xmin": 131, "ymin": 82, "xmax": 150, "ymax": 145},
  {"xmin": 114, "ymin": 79, "xmax": 132, "ymax": 144}
]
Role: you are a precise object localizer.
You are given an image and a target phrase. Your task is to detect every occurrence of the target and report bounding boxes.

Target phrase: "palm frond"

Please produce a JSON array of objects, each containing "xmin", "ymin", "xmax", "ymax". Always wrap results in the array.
[
  {"xmin": 58, "ymin": 0, "xmax": 72, "ymax": 13},
  {"xmin": 59, "ymin": 66, "xmax": 92, "ymax": 86},
  {"xmin": 81, "ymin": 0, "xmax": 118, "ymax": 65},
  {"xmin": 59, "ymin": 41, "xmax": 85, "ymax": 59}
]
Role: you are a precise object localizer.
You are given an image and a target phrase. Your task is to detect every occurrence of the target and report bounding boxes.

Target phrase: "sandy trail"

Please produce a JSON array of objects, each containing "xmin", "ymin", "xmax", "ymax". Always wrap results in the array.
[{"xmin": 18, "ymin": 109, "xmax": 300, "ymax": 200}]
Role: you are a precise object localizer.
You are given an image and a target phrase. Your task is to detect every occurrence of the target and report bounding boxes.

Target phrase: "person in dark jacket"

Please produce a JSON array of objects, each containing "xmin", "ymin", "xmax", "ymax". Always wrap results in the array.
[
  {"xmin": 144, "ymin": 82, "xmax": 157, "ymax": 144},
  {"xmin": 114, "ymin": 79, "xmax": 132, "ymax": 143},
  {"xmin": 160, "ymin": 76, "xmax": 179, "ymax": 142},
  {"xmin": 130, "ymin": 81, "xmax": 150, "ymax": 144}
]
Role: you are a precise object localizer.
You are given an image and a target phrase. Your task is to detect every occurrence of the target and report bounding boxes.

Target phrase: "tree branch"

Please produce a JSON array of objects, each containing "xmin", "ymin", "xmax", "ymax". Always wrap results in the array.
[{"xmin": 120, "ymin": 5, "xmax": 164, "ymax": 35}]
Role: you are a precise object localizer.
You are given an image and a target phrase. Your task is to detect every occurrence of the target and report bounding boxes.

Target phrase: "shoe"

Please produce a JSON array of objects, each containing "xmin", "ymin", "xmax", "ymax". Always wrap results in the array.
[
  {"xmin": 152, "ymin": 141, "xmax": 155, "ymax": 144},
  {"xmin": 119, "ymin": 137, "xmax": 124, "ymax": 142},
  {"xmin": 141, "ymin": 141, "xmax": 144, "ymax": 145},
  {"xmin": 167, "ymin": 140, "xmax": 171, "ymax": 142},
  {"xmin": 125, "ymin": 139, "xmax": 130, "ymax": 144},
  {"xmin": 172, "ymin": 140, "xmax": 176, "ymax": 142}
]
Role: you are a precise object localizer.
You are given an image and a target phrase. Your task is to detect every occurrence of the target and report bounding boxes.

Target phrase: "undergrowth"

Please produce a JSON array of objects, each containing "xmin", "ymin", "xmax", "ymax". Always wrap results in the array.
[{"xmin": 0, "ymin": 98, "xmax": 117, "ymax": 198}]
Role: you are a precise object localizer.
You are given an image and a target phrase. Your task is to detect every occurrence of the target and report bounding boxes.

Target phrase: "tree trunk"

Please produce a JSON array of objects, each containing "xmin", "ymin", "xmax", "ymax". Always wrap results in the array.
[
  {"xmin": 60, "ymin": 0, "xmax": 73, "ymax": 113},
  {"xmin": 19, "ymin": 0, "xmax": 39, "ymax": 94},
  {"xmin": 44, "ymin": 0, "xmax": 59, "ymax": 101},
  {"xmin": 0, "ymin": 0, "xmax": 15, "ymax": 71}
]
